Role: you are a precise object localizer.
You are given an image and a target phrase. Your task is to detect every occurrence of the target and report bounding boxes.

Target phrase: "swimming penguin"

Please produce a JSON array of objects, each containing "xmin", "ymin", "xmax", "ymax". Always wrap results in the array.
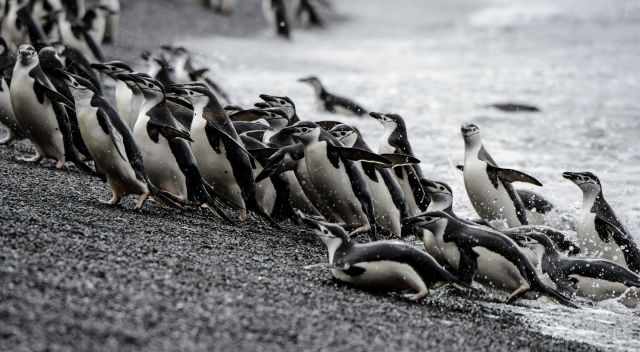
[
  {"xmin": 262, "ymin": 0, "xmax": 291, "ymax": 39},
  {"xmin": 298, "ymin": 211, "xmax": 470, "ymax": 301},
  {"xmin": 168, "ymin": 82, "xmax": 277, "ymax": 225},
  {"xmin": 563, "ymin": 171, "xmax": 640, "ymax": 273},
  {"xmin": 10, "ymin": 44, "xmax": 90, "ymax": 171},
  {"xmin": 369, "ymin": 112, "xmax": 428, "ymax": 216},
  {"xmin": 460, "ymin": 123, "xmax": 543, "ymax": 228},
  {"xmin": 118, "ymin": 73, "xmax": 230, "ymax": 221},
  {"xmin": 411, "ymin": 211, "xmax": 577, "ymax": 307},
  {"xmin": 0, "ymin": 37, "xmax": 22, "ymax": 145},
  {"xmin": 256, "ymin": 121, "xmax": 391, "ymax": 237},
  {"xmin": 527, "ymin": 232, "xmax": 640, "ymax": 301},
  {"xmin": 298, "ymin": 76, "xmax": 367, "ymax": 116},
  {"xmin": 329, "ymin": 123, "xmax": 413, "ymax": 237},
  {"xmin": 59, "ymin": 71, "xmax": 154, "ymax": 208}
]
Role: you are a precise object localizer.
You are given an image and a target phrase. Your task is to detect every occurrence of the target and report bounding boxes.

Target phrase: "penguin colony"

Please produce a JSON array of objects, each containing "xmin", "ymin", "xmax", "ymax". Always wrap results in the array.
[{"xmin": 1, "ymin": 0, "xmax": 640, "ymax": 313}]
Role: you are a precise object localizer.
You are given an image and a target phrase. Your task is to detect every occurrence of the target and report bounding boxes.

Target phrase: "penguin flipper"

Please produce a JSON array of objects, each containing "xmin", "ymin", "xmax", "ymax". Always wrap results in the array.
[
  {"xmin": 379, "ymin": 153, "xmax": 421, "ymax": 167},
  {"xmin": 486, "ymin": 164, "xmax": 543, "ymax": 188},
  {"xmin": 97, "ymin": 109, "xmax": 127, "ymax": 161},
  {"xmin": 595, "ymin": 215, "xmax": 640, "ymax": 273},
  {"xmin": 30, "ymin": 70, "xmax": 75, "ymax": 107},
  {"xmin": 80, "ymin": 28, "xmax": 105, "ymax": 62},
  {"xmin": 457, "ymin": 246, "xmax": 479, "ymax": 285},
  {"xmin": 330, "ymin": 145, "xmax": 391, "ymax": 166},
  {"xmin": 147, "ymin": 105, "xmax": 192, "ymax": 142},
  {"xmin": 517, "ymin": 189, "xmax": 554, "ymax": 214},
  {"xmin": 204, "ymin": 121, "xmax": 254, "ymax": 159}
]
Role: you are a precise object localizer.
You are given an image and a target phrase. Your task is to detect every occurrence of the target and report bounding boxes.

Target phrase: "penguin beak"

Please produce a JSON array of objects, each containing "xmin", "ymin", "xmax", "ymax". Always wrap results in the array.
[
  {"xmin": 460, "ymin": 124, "xmax": 480, "ymax": 137},
  {"xmin": 369, "ymin": 112, "xmax": 385, "ymax": 122},
  {"xmin": 297, "ymin": 77, "xmax": 311, "ymax": 83},
  {"xmin": 562, "ymin": 172, "xmax": 578, "ymax": 181},
  {"xmin": 280, "ymin": 126, "xmax": 298, "ymax": 136}
]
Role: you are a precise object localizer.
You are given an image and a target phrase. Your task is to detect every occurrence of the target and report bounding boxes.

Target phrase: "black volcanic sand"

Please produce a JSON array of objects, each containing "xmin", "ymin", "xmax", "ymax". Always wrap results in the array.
[{"xmin": 0, "ymin": 1, "xmax": 601, "ymax": 351}]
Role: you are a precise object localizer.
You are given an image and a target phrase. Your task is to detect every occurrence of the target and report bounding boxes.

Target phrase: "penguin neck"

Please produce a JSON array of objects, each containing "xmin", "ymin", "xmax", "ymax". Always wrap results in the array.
[
  {"xmin": 312, "ymin": 82, "xmax": 326, "ymax": 98},
  {"xmin": 581, "ymin": 188, "xmax": 603, "ymax": 212},
  {"xmin": 426, "ymin": 195, "xmax": 453, "ymax": 213},
  {"xmin": 464, "ymin": 138, "xmax": 483, "ymax": 162}
]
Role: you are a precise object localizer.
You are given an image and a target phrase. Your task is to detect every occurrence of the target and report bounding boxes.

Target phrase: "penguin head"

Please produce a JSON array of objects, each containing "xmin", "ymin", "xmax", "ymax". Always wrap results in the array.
[
  {"xmin": 329, "ymin": 124, "xmax": 359, "ymax": 147},
  {"xmin": 262, "ymin": 109, "xmax": 289, "ymax": 130},
  {"xmin": 60, "ymin": 71, "xmax": 96, "ymax": 100},
  {"xmin": 259, "ymin": 94, "xmax": 296, "ymax": 120},
  {"xmin": 461, "ymin": 123, "xmax": 481, "ymax": 142},
  {"xmin": 421, "ymin": 179, "xmax": 453, "ymax": 210},
  {"xmin": 38, "ymin": 46, "xmax": 64, "ymax": 70},
  {"xmin": 167, "ymin": 83, "xmax": 213, "ymax": 108},
  {"xmin": 369, "ymin": 112, "xmax": 401, "ymax": 131},
  {"xmin": 562, "ymin": 171, "xmax": 601, "ymax": 193},
  {"xmin": 90, "ymin": 61, "xmax": 133, "ymax": 78},
  {"xmin": 298, "ymin": 76, "xmax": 323, "ymax": 94},
  {"xmin": 17, "ymin": 44, "xmax": 38, "ymax": 66},
  {"xmin": 122, "ymin": 74, "xmax": 165, "ymax": 103},
  {"xmin": 281, "ymin": 121, "xmax": 321, "ymax": 144},
  {"xmin": 410, "ymin": 211, "xmax": 449, "ymax": 238},
  {"xmin": 296, "ymin": 210, "xmax": 350, "ymax": 248}
]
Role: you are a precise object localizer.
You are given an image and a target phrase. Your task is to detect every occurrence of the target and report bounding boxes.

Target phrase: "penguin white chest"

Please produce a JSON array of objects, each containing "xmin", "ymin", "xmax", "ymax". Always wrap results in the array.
[
  {"xmin": 133, "ymin": 116, "xmax": 186, "ymax": 197},
  {"xmin": 472, "ymin": 247, "xmax": 526, "ymax": 291},
  {"xmin": 331, "ymin": 261, "xmax": 427, "ymax": 292},
  {"xmin": 572, "ymin": 275, "xmax": 629, "ymax": 301},
  {"xmin": 10, "ymin": 73, "xmax": 64, "ymax": 158},
  {"xmin": 190, "ymin": 121, "xmax": 243, "ymax": 208},
  {"xmin": 463, "ymin": 160, "xmax": 521, "ymax": 227},
  {"xmin": 577, "ymin": 211, "xmax": 625, "ymax": 265}
]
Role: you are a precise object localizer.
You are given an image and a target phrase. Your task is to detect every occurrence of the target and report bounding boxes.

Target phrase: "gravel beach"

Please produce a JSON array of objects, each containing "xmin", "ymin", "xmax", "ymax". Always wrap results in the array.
[{"xmin": 0, "ymin": 1, "xmax": 604, "ymax": 351}]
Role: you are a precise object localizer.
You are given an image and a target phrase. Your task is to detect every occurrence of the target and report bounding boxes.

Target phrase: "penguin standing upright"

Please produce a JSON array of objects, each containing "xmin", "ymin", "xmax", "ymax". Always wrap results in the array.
[
  {"xmin": 262, "ymin": 0, "xmax": 291, "ymax": 39},
  {"xmin": 460, "ymin": 123, "xmax": 543, "ymax": 228},
  {"xmin": 330, "ymin": 123, "xmax": 413, "ymax": 237},
  {"xmin": 1, "ymin": 0, "xmax": 29, "ymax": 51},
  {"xmin": 119, "ymin": 73, "xmax": 229, "ymax": 221},
  {"xmin": 10, "ymin": 44, "xmax": 89, "ymax": 171},
  {"xmin": 91, "ymin": 61, "xmax": 136, "ymax": 128},
  {"xmin": 257, "ymin": 121, "xmax": 391, "ymax": 237},
  {"xmin": 168, "ymin": 82, "xmax": 276, "ymax": 224},
  {"xmin": 99, "ymin": 0, "xmax": 119, "ymax": 44},
  {"xmin": 369, "ymin": 112, "xmax": 427, "ymax": 216},
  {"xmin": 82, "ymin": 4, "xmax": 110, "ymax": 44},
  {"xmin": 0, "ymin": 37, "xmax": 22, "ymax": 145},
  {"xmin": 59, "ymin": 71, "xmax": 152, "ymax": 208},
  {"xmin": 563, "ymin": 171, "xmax": 640, "ymax": 273},
  {"xmin": 51, "ymin": 8, "xmax": 104, "ymax": 63}
]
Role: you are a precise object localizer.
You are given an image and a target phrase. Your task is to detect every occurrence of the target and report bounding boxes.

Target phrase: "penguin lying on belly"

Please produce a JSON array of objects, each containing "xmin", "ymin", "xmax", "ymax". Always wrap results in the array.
[
  {"xmin": 410, "ymin": 211, "xmax": 577, "ymax": 307},
  {"xmin": 298, "ymin": 76, "xmax": 367, "ymax": 116},
  {"xmin": 298, "ymin": 211, "xmax": 471, "ymax": 301},
  {"xmin": 527, "ymin": 232, "xmax": 640, "ymax": 302}
]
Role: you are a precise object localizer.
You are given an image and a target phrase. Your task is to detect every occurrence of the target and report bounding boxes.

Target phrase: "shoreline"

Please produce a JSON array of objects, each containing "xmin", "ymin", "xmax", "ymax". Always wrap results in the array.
[{"xmin": 0, "ymin": 1, "xmax": 603, "ymax": 351}]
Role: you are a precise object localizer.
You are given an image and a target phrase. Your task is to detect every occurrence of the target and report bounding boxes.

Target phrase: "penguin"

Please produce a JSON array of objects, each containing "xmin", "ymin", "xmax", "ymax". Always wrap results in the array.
[
  {"xmin": 460, "ymin": 123, "xmax": 543, "ymax": 228},
  {"xmin": 298, "ymin": 76, "xmax": 367, "ymax": 116},
  {"xmin": 118, "ymin": 73, "xmax": 230, "ymax": 221},
  {"xmin": 90, "ymin": 61, "xmax": 135, "ymax": 128},
  {"xmin": 99, "ymin": 0, "xmax": 119, "ymax": 44},
  {"xmin": 9, "ymin": 44, "xmax": 90, "ymax": 171},
  {"xmin": 369, "ymin": 112, "xmax": 428, "ymax": 216},
  {"xmin": 82, "ymin": 4, "xmax": 110, "ymax": 44},
  {"xmin": 329, "ymin": 123, "xmax": 413, "ymax": 237},
  {"xmin": 486, "ymin": 102, "xmax": 540, "ymax": 113},
  {"xmin": 168, "ymin": 82, "xmax": 277, "ymax": 225},
  {"xmin": 204, "ymin": 0, "xmax": 234, "ymax": 15},
  {"xmin": 59, "ymin": 71, "xmax": 153, "ymax": 208},
  {"xmin": 527, "ymin": 232, "xmax": 640, "ymax": 301},
  {"xmin": 295, "ymin": 0, "xmax": 324, "ymax": 28},
  {"xmin": 61, "ymin": 0, "xmax": 84, "ymax": 19},
  {"xmin": 410, "ymin": 211, "xmax": 577, "ymax": 307},
  {"xmin": 1, "ymin": 0, "xmax": 29, "ymax": 51},
  {"xmin": 262, "ymin": 0, "xmax": 291, "ymax": 39},
  {"xmin": 298, "ymin": 211, "xmax": 470, "ymax": 301},
  {"xmin": 563, "ymin": 171, "xmax": 640, "ymax": 273},
  {"xmin": 456, "ymin": 165, "xmax": 554, "ymax": 224},
  {"xmin": 257, "ymin": 93, "xmax": 300, "ymax": 124},
  {"xmin": 256, "ymin": 121, "xmax": 391, "ymax": 237},
  {"xmin": 51, "ymin": 42, "xmax": 102, "ymax": 94},
  {"xmin": 0, "ymin": 37, "xmax": 22, "ymax": 145},
  {"xmin": 50, "ymin": 8, "xmax": 104, "ymax": 63}
]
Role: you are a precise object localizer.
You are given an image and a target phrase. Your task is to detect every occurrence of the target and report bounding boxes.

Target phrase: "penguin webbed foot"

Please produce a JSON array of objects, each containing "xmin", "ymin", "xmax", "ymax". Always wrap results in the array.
[
  {"xmin": 403, "ymin": 289, "xmax": 429, "ymax": 302},
  {"xmin": 99, "ymin": 194, "xmax": 121, "ymax": 206},
  {"xmin": 16, "ymin": 152, "xmax": 43, "ymax": 164},
  {"xmin": 505, "ymin": 285, "xmax": 530, "ymax": 304}
]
